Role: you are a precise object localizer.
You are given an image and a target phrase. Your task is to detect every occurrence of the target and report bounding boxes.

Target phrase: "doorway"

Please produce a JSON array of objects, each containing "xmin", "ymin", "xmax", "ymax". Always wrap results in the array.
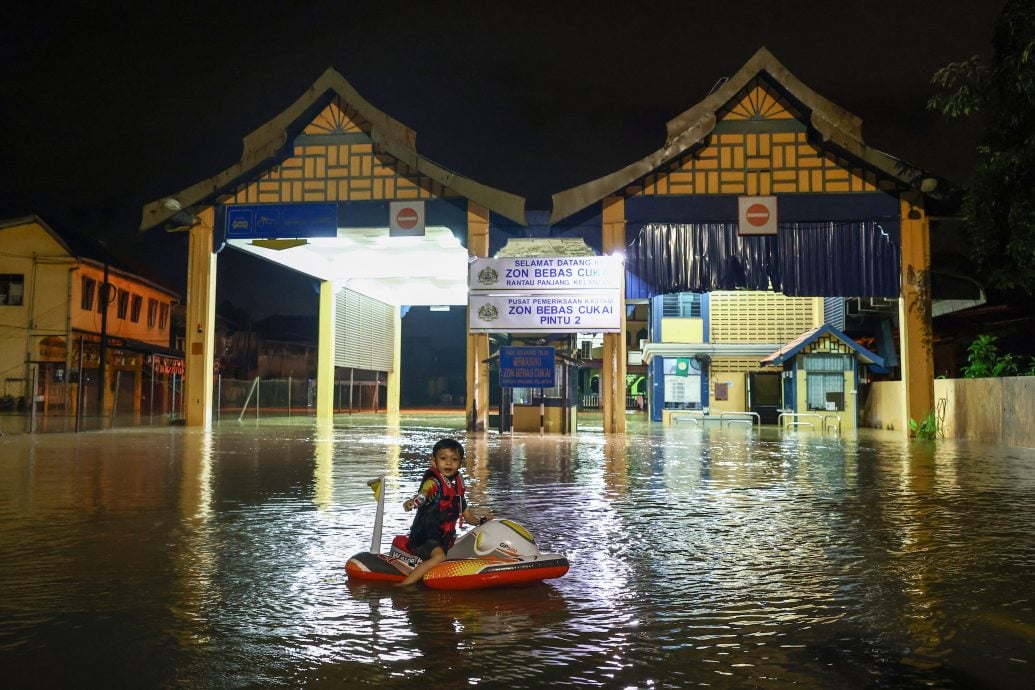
[{"xmin": 748, "ymin": 372, "xmax": 782, "ymax": 424}]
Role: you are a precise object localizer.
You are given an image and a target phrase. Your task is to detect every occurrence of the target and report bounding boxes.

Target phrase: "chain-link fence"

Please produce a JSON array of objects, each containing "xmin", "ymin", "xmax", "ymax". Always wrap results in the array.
[
  {"xmin": 0, "ymin": 369, "xmax": 184, "ymax": 434},
  {"xmin": 218, "ymin": 377, "xmax": 385, "ymax": 421}
]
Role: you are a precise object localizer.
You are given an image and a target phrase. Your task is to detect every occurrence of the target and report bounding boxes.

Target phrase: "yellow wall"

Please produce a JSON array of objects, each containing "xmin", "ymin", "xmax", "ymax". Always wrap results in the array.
[
  {"xmin": 708, "ymin": 370, "xmax": 747, "ymax": 413},
  {"xmin": 661, "ymin": 317, "xmax": 704, "ymax": 343},
  {"xmin": 0, "ymin": 221, "xmax": 72, "ymax": 394},
  {"xmin": 511, "ymin": 404, "xmax": 571, "ymax": 433},
  {"xmin": 860, "ymin": 381, "xmax": 905, "ymax": 432}
]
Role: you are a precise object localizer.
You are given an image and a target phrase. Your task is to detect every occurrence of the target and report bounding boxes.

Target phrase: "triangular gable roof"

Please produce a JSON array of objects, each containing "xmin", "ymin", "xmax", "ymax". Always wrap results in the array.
[
  {"xmin": 0, "ymin": 215, "xmax": 74, "ymax": 255},
  {"xmin": 760, "ymin": 324, "xmax": 883, "ymax": 367},
  {"xmin": 1, "ymin": 215, "xmax": 179, "ymax": 297},
  {"xmin": 550, "ymin": 46, "xmax": 933, "ymax": 223},
  {"xmin": 140, "ymin": 68, "xmax": 527, "ymax": 231}
]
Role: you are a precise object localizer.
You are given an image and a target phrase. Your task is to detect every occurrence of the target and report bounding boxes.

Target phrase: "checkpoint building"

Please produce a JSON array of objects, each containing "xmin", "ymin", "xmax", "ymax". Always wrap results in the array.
[{"xmin": 140, "ymin": 47, "xmax": 942, "ymax": 435}]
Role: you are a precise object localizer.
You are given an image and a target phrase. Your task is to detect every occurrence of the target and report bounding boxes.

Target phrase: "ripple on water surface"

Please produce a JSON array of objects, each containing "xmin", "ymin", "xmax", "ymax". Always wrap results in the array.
[{"xmin": 1, "ymin": 420, "xmax": 1034, "ymax": 688}]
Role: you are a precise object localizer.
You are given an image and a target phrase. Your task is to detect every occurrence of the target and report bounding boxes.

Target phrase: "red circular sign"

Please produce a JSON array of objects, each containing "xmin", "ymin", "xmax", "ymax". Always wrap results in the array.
[
  {"xmin": 396, "ymin": 207, "xmax": 419, "ymax": 229},
  {"xmin": 746, "ymin": 203, "xmax": 770, "ymax": 227}
]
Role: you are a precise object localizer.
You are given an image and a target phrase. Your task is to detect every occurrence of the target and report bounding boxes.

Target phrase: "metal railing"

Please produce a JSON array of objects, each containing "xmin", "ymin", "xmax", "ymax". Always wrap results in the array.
[
  {"xmin": 778, "ymin": 412, "xmax": 841, "ymax": 434},
  {"xmin": 778, "ymin": 412, "xmax": 821, "ymax": 430},
  {"xmin": 720, "ymin": 411, "xmax": 760, "ymax": 429},
  {"xmin": 672, "ymin": 410, "xmax": 705, "ymax": 425}
]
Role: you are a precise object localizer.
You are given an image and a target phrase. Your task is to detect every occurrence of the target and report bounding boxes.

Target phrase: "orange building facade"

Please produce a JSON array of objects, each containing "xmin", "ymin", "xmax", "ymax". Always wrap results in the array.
[{"xmin": 0, "ymin": 216, "xmax": 181, "ymax": 428}]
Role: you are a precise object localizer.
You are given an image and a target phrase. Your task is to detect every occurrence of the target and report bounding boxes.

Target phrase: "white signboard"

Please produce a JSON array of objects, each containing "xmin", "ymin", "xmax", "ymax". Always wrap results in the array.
[
  {"xmin": 469, "ymin": 292, "xmax": 623, "ymax": 333},
  {"xmin": 469, "ymin": 256, "xmax": 622, "ymax": 292},
  {"xmin": 389, "ymin": 200, "xmax": 425, "ymax": 236},
  {"xmin": 737, "ymin": 195, "xmax": 778, "ymax": 235},
  {"xmin": 665, "ymin": 374, "xmax": 702, "ymax": 404}
]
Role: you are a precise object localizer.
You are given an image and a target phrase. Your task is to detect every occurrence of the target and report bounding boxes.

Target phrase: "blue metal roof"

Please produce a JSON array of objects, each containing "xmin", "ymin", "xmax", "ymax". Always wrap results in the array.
[{"xmin": 761, "ymin": 324, "xmax": 884, "ymax": 367}]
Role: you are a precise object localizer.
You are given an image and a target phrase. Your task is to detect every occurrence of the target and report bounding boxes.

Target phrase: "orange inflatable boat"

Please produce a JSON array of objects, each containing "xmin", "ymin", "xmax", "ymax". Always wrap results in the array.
[{"xmin": 345, "ymin": 519, "xmax": 569, "ymax": 590}]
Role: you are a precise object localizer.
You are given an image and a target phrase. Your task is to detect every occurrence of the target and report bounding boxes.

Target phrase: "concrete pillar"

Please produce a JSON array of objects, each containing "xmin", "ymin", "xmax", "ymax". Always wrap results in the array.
[
  {"xmin": 899, "ymin": 192, "xmax": 934, "ymax": 435},
  {"xmin": 315, "ymin": 280, "xmax": 336, "ymax": 421},
  {"xmin": 601, "ymin": 196, "xmax": 627, "ymax": 434},
  {"xmin": 183, "ymin": 207, "xmax": 216, "ymax": 428},
  {"xmin": 466, "ymin": 203, "xmax": 490, "ymax": 432},
  {"xmin": 386, "ymin": 305, "xmax": 401, "ymax": 414}
]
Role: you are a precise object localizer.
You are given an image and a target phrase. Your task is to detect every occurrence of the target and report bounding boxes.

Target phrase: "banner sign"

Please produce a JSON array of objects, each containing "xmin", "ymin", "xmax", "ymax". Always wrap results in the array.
[
  {"xmin": 469, "ymin": 292, "xmax": 622, "ymax": 333},
  {"xmin": 499, "ymin": 346, "xmax": 556, "ymax": 387},
  {"xmin": 226, "ymin": 203, "xmax": 337, "ymax": 239},
  {"xmin": 469, "ymin": 256, "xmax": 622, "ymax": 292}
]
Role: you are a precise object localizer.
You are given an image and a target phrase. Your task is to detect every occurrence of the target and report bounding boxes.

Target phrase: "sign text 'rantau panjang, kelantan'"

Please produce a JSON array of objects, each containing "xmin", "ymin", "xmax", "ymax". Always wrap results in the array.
[{"xmin": 468, "ymin": 256, "xmax": 623, "ymax": 334}]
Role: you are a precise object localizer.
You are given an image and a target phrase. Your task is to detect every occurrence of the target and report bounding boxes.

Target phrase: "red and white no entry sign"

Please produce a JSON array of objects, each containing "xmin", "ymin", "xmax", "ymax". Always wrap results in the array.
[
  {"xmin": 745, "ymin": 203, "xmax": 770, "ymax": 227},
  {"xmin": 738, "ymin": 196, "xmax": 777, "ymax": 235},
  {"xmin": 389, "ymin": 201, "xmax": 425, "ymax": 236},
  {"xmin": 396, "ymin": 207, "xmax": 419, "ymax": 229}
]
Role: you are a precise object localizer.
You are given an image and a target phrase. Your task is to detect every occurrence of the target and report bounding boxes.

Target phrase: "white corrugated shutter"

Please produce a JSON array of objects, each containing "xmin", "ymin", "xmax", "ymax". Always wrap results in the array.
[{"xmin": 334, "ymin": 289, "xmax": 395, "ymax": 371}]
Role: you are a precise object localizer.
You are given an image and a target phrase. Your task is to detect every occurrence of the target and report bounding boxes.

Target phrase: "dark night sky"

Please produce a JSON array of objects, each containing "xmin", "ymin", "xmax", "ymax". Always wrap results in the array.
[{"xmin": 0, "ymin": 1, "xmax": 1005, "ymax": 316}]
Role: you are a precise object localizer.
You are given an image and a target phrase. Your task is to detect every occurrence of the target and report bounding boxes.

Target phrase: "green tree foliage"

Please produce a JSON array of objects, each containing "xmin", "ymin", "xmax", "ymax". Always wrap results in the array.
[
  {"xmin": 929, "ymin": 0, "xmax": 1035, "ymax": 292},
  {"xmin": 960, "ymin": 334, "xmax": 1000, "ymax": 377},
  {"xmin": 961, "ymin": 334, "xmax": 1034, "ymax": 377}
]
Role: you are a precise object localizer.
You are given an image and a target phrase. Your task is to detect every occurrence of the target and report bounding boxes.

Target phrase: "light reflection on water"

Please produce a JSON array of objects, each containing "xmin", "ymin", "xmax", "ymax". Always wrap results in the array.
[{"xmin": 0, "ymin": 414, "xmax": 1033, "ymax": 688}]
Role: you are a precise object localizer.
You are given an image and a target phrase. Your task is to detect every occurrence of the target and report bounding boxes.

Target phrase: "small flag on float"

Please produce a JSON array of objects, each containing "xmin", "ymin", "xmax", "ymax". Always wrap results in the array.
[{"xmin": 367, "ymin": 476, "xmax": 383, "ymax": 502}]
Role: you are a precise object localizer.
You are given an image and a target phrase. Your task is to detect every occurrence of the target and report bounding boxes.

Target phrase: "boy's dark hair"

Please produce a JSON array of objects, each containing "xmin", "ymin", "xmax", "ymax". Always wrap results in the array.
[{"xmin": 432, "ymin": 438, "xmax": 464, "ymax": 458}]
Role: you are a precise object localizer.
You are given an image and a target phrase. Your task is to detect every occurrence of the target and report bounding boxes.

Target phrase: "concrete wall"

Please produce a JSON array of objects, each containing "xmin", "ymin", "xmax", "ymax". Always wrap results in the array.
[
  {"xmin": 860, "ymin": 380, "xmax": 905, "ymax": 432},
  {"xmin": 935, "ymin": 377, "xmax": 1035, "ymax": 449},
  {"xmin": 863, "ymin": 377, "xmax": 1035, "ymax": 448}
]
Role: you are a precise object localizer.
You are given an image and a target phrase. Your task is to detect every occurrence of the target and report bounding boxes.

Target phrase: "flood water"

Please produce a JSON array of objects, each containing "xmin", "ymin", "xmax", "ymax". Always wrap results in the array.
[{"xmin": 1, "ymin": 413, "xmax": 1033, "ymax": 689}]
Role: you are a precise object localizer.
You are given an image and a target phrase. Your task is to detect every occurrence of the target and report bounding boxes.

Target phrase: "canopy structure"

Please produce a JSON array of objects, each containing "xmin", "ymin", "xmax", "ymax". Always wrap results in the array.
[
  {"xmin": 140, "ymin": 67, "xmax": 527, "ymax": 308},
  {"xmin": 140, "ymin": 47, "xmax": 940, "ymax": 435},
  {"xmin": 233, "ymin": 226, "xmax": 469, "ymax": 306}
]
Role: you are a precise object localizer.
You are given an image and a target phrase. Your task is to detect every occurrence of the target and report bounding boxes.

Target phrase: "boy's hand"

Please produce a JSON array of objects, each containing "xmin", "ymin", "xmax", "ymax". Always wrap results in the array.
[{"xmin": 403, "ymin": 499, "xmax": 414, "ymax": 511}]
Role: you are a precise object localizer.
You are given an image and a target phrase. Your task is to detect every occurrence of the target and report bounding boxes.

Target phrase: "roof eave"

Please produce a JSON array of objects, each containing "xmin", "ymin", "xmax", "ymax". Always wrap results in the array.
[
  {"xmin": 141, "ymin": 68, "xmax": 527, "ymax": 232},
  {"xmin": 550, "ymin": 46, "xmax": 932, "ymax": 224}
]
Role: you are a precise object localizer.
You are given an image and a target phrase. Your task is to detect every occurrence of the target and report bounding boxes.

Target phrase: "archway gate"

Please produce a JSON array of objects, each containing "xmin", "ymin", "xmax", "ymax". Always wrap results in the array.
[{"xmin": 141, "ymin": 48, "xmax": 936, "ymax": 435}]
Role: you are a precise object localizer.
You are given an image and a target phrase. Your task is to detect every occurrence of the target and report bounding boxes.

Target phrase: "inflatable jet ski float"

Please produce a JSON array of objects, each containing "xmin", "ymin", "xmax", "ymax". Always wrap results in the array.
[
  {"xmin": 346, "ymin": 517, "xmax": 570, "ymax": 589},
  {"xmin": 345, "ymin": 475, "xmax": 568, "ymax": 589}
]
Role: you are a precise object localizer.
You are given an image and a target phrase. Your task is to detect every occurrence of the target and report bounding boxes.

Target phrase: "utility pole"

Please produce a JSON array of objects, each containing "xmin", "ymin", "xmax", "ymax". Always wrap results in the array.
[{"xmin": 97, "ymin": 263, "xmax": 110, "ymax": 425}]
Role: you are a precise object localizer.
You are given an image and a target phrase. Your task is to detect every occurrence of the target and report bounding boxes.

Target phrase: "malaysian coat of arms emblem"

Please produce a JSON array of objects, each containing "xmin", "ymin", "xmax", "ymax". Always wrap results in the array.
[{"xmin": 477, "ymin": 267, "xmax": 499, "ymax": 286}]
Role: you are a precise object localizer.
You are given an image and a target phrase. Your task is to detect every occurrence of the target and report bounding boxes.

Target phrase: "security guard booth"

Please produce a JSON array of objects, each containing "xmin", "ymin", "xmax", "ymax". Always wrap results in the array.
[{"xmin": 487, "ymin": 345, "xmax": 581, "ymax": 433}]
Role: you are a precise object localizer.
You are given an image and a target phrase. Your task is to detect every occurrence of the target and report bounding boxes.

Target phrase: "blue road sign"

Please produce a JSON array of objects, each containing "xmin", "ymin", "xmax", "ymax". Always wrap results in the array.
[
  {"xmin": 499, "ymin": 346, "xmax": 556, "ymax": 387},
  {"xmin": 226, "ymin": 203, "xmax": 337, "ymax": 239}
]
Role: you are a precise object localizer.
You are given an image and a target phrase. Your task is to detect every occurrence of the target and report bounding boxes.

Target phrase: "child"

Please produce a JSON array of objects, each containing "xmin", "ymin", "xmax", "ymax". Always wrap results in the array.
[{"xmin": 396, "ymin": 438, "xmax": 493, "ymax": 586}]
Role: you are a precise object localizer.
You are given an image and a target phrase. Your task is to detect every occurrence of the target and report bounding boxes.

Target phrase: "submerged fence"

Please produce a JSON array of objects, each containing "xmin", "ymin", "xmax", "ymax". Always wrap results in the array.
[
  {"xmin": 221, "ymin": 377, "xmax": 384, "ymax": 421},
  {"xmin": 1, "ymin": 376, "xmax": 386, "ymax": 434},
  {"xmin": 0, "ymin": 370, "xmax": 184, "ymax": 435}
]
